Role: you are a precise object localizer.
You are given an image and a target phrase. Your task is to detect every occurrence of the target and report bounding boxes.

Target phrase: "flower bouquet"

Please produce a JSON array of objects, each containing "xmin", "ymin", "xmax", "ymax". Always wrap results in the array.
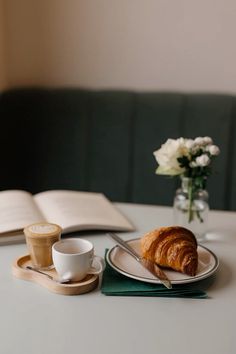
[{"xmin": 153, "ymin": 137, "xmax": 220, "ymax": 239}]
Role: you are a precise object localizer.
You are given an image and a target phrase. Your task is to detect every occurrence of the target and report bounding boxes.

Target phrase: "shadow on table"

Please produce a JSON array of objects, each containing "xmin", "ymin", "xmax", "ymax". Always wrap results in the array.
[
  {"xmin": 204, "ymin": 229, "xmax": 236, "ymax": 244},
  {"xmin": 204, "ymin": 258, "xmax": 233, "ymax": 293}
]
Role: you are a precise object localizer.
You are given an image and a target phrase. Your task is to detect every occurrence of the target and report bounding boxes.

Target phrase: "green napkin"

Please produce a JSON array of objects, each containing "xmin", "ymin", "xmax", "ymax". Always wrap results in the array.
[{"xmin": 101, "ymin": 250, "xmax": 211, "ymax": 298}]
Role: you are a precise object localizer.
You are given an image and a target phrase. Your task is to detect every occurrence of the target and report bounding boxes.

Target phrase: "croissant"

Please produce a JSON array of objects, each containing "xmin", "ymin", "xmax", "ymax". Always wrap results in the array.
[{"xmin": 140, "ymin": 226, "xmax": 198, "ymax": 276}]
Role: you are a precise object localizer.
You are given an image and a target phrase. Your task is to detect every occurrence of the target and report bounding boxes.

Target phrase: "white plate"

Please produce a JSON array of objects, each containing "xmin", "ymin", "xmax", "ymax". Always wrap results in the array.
[{"xmin": 106, "ymin": 238, "xmax": 219, "ymax": 285}]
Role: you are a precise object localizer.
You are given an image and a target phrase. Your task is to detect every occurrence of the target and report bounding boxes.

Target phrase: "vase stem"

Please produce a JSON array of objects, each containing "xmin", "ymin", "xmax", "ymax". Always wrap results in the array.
[
  {"xmin": 173, "ymin": 176, "xmax": 209, "ymax": 241},
  {"xmin": 188, "ymin": 179, "xmax": 194, "ymax": 223}
]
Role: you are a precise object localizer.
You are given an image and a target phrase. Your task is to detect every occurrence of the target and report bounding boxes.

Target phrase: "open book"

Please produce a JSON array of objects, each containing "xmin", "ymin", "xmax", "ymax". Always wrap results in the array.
[{"xmin": 0, "ymin": 190, "xmax": 134, "ymax": 244}]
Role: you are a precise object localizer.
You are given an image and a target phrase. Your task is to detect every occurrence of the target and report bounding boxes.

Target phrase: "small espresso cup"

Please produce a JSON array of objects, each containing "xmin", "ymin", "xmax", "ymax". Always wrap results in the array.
[{"xmin": 52, "ymin": 238, "xmax": 105, "ymax": 282}]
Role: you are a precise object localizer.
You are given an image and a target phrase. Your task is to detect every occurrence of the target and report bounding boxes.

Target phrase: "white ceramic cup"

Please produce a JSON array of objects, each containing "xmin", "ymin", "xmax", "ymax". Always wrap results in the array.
[{"xmin": 52, "ymin": 238, "xmax": 105, "ymax": 282}]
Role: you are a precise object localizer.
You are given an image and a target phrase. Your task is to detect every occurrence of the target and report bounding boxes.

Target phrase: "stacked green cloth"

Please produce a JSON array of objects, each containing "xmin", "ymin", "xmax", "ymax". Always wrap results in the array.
[{"xmin": 101, "ymin": 250, "xmax": 212, "ymax": 299}]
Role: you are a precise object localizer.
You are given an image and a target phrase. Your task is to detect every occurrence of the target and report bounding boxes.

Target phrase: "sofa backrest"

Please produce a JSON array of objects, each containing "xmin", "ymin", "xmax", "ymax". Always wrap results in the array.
[{"xmin": 0, "ymin": 88, "xmax": 236, "ymax": 210}]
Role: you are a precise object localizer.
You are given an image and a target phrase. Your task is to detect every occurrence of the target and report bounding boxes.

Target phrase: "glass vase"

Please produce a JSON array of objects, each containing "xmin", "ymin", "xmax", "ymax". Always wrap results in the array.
[{"xmin": 173, "ymin": 177, "xmax": 209, "ymax": 242}]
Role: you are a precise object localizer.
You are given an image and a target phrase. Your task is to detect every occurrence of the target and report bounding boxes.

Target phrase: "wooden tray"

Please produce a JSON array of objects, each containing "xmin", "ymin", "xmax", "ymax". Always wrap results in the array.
[{"xmin": 12, "ymin": 255, "xmax": 99, "ymax": 295}]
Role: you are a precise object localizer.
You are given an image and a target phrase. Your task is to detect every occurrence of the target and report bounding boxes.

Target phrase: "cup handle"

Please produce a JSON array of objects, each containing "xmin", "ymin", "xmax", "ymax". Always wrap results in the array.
[{"xmin": 88, "ymin": 255, "xmax": 106, "ymax": 275}]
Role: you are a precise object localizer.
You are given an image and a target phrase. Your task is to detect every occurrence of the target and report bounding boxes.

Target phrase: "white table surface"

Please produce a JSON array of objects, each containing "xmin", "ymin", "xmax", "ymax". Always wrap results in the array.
[{"xmin": 1, "ymin": 203, "xmax": 236, "ymax": 354}]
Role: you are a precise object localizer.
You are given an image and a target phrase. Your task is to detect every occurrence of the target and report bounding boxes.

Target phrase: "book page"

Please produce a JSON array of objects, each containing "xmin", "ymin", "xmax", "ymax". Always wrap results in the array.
[
  {"xmin": 34, "ymin": 190, "xmax": 134, "ymax": 233},
  {"xmin": 0, "ymin": 190, "xmax": 45, "ymax": 234}
]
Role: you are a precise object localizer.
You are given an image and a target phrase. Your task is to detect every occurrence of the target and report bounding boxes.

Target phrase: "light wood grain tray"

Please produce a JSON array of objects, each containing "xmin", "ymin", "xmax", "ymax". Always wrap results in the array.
[{"xmin": 12, "ymin": 255, "xmax": 99, "ymax": 295}]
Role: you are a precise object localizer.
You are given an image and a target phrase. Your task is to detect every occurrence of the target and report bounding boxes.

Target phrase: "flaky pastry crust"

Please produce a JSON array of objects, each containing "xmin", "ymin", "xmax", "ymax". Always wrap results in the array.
[{"xmin": 140, "ymin": 226, "xmax": 198, "ymax": 276}]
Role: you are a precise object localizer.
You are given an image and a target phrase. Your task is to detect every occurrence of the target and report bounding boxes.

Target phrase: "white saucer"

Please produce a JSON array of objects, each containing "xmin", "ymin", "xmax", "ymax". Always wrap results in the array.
[{"xmin": 106, "ymin": 238, "xmax": 219, "ymax": 285}]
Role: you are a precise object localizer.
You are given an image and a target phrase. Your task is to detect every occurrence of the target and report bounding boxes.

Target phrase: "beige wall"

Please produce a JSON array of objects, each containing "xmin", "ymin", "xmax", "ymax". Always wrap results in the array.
[
  {"xmin": 0, "ymin": 0, "xmax": 7, "ymax": 90},
  {"xmin": 4, "ymin": 0, "xmax": 236, "ymax": 92}
]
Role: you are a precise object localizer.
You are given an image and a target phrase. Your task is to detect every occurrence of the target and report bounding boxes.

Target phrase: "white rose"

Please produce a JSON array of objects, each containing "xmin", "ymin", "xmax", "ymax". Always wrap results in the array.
[
  {"xmin": 190, "ymin": 161, "xmax": 198, "ymax": 168},
  {"xmin": 153, "ymin": 138, "xmax": 189, "ymax": 175},
  {"xmin": 185, "ymin": 139, "xmax": 195, "ymax": 149},
  {"xmin": 195, "ymin": 154, "xmax": 210, "ymax": 167},
  {"xmin": 208, "ymin": 145, "xmax": 220, "ymax": 156},
  {"xmin": 178, "ymin": 137, "xmax": 185, "ymax": 145},
  {"xmin": 191, "ymin": 144, "xmax": 201, "ymax": 154},
  {"xmin": 203, "ymin": 136, "xmax": 213, "ymax": 145},
  {"xmin": 194, "ymin": 137, "xmax": 205, "ymax": 145}
]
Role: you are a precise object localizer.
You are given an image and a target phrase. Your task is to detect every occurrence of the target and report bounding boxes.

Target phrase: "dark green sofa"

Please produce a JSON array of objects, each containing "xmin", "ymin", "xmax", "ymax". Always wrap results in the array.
[{"xmin": 0, "ymin": 88, "xmax": 235, "ymax": 210}]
